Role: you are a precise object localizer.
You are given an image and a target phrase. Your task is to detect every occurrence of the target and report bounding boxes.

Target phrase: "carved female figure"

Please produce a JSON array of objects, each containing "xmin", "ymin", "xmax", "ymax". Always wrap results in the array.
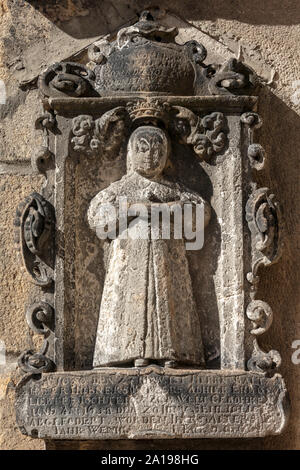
[{"xmin": 88, "ymin": 126, "xmax": 210, "ymax": 368}]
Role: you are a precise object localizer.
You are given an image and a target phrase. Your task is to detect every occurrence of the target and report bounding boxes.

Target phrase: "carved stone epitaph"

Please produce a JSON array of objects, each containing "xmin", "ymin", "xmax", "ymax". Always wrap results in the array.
[
  {"xmin": 88, "ymin": 125, "xmax": 210, "ymax": 368},
  {"xmin": 15, "ymin": 11, "xmax": 289, "ymax": 441}
]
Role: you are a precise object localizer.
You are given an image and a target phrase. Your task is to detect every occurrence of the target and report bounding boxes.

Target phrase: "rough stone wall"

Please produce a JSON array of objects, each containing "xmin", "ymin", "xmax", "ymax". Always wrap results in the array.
[{"xmin": 0, "ymin": 0, "xmax": 299, "ymax": 450}]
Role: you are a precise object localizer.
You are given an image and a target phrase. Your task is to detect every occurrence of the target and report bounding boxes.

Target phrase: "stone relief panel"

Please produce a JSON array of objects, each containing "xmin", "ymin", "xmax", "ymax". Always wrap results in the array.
[{"xmin": 13, "ymin": 10, "xmax": 289, "ymax": 441}]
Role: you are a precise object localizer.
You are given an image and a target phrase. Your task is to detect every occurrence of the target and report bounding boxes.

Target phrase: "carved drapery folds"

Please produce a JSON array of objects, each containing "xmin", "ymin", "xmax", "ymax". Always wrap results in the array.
[{"xmin": 242, "ymin": 112, "xmax": 283, "ymax": 374}]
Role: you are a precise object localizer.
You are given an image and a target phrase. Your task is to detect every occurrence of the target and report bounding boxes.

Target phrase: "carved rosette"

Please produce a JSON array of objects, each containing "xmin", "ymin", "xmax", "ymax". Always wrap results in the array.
[{"xmin": 243, "ymin": 113, "xmax": 283, "ymax": 374}]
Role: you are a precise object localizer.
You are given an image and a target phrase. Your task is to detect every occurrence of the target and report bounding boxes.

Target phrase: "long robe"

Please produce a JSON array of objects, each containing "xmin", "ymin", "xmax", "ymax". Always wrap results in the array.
[{"xmin": 88, "ymin": 172, "xmax": 209, "ymax": 367}]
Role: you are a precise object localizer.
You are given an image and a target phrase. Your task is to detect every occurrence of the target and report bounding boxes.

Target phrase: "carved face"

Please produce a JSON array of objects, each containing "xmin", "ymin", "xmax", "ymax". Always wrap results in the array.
[
  {"xmin": 72, "ymin": 115, "xmax": 93, "ymax": 136},
  {"xmin": 128, "ymin": 126, "xmax": 169, "ymax": 177}
]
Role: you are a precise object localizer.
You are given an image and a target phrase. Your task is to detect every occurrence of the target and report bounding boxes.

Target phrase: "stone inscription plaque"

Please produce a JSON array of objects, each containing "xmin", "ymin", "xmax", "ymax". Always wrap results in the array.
[{"xmin": 16, "ymin": 368, "xmax": 288, "ymax": 439}]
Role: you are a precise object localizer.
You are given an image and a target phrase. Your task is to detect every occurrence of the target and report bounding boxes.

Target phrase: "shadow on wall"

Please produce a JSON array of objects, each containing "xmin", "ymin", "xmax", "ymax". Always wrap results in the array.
[
  {"xmin": 251, "ymin": 86, "xmax": 300, "ymax": 450},
  {"xmin": 24, "ymin": 0, "xmax": 300, "ymax": 39}
]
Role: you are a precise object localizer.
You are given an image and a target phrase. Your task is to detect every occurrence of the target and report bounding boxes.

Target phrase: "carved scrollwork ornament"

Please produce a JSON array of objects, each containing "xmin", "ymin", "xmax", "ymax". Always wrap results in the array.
[
  {"xmin": 34, "ymin": 111, "xmax": 57, "ymax": 174},
  {"xmin": 184, "ymin": 40, "xmax": 207, "ymax": 65},
  {"xmin": 14, "ymin": 193, "xmax": 55, "ymax": 286},
  {"xmin": 208, "ymin": 58, "xmax": 258, "ymax": 96},
  {"xmin": 247, "ymin": 143, "xmax": 265, "ymax": 170},
  {"xmin": 117, "ymin": 10, "xmax": 178, "ymax": 48},
  {"xmin": 71, "ymin": 107, "xmax": 129, "ymax": 159},
  {"xmin": 246, "ymin": 298, "xmax": 276, "ymax": 374},
  {"xmin": 35, "ymin": 111, "xmax": 56, "ymax": 133},
  {"xmin": 246, "ymin": 300, "xmax": 273, "ymax": 336},
  {"xmin": 246, "ymin": 188, "xmax": 283, "ymax": 375},
  {"xmin": 241, "ymin": 112, "xmax": 262, "ymax": 129},
  {"xmin": 76, "ymin": 101, "xmax": 228, "ymax": 161},
  {"xmin": 87, "ymin": 34, "xmax": 118, "ymax": 71},
  {"xmin": 71, "ymin": 114, "xmax": 94, "ymax": 153},
  {"xmin": 241, "ymin": 112, "xmax": 265, "ymax": 170},
  {"xmin": 18, "ymin": 348, "xmax": 55, "ymax": 374},
  {"xmin": 31, "ymin": 146, "xmax": 54, "ymax": 174},
  {"xmin": 26, "ymin": 302, "xmax": 54, "ymax": 335},
  {"xmin": 95, "ymin": 107, "xmax": 129, "ymax": 159},
  {"xmin": 18, "ymin": 301, "xmax": 55, "ymax": 374},
  {"xmin": 170, "ymin": 106, "xmax": 228, "ymax": 160},
  {"xmin": 38, "ymin": 62, "xmax": 98, "ymax": 98},
  {"xmin": 246, "ymin": 187, "xmax": 283, "ymax": 286},
  {"xmin": 247, "ymin": 338, "xmax": 281, "ymax": 375}
]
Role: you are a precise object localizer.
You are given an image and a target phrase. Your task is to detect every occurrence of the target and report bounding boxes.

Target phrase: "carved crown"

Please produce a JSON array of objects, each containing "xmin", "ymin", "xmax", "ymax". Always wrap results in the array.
[{"xmin": 126, "ymin": 99, "xmax": 171, "ymax": 125}]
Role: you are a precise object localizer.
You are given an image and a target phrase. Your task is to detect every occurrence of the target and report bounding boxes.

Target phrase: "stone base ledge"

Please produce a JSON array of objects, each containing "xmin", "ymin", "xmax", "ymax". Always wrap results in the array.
[{"xmin": 15, "ymin": 367, "xmax": 289, "ymax": 440}]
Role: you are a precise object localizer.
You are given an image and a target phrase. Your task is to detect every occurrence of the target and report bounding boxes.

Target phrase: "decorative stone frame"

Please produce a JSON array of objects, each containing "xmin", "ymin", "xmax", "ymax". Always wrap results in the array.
[{"xmin": 15, "ymin": 11, "xmax": 289, "ymax": 441}]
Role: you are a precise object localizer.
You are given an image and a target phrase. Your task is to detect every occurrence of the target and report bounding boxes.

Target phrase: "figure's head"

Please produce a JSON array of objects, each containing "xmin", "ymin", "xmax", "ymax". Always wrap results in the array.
[{"xmin": 127, "ymin": 126, "xmax": 170, "ymax": 178}]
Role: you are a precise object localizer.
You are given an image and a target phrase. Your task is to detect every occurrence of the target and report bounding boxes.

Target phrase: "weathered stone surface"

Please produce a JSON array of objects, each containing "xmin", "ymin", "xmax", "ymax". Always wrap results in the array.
[
  {"xmin": 16, "ymin": 369, "xmax": 289, "ymax": 440},
  {"xmin": 14, "ymin": 71, "xmax": 288, "ymax": 442},
  {"xmin": 38, "ymin": 12, "xmax": 257, "ymax": 99},
  {"xmin": 0, "ymin": 370, "xmax": 44, "ymax": 450},
  {"xmin": 0, "ymin": 175, "xmax": 45, "ymax": 353},
  {"xmin": 0, "ymin": 0, "xmax": 299, "ymax": 451}
]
